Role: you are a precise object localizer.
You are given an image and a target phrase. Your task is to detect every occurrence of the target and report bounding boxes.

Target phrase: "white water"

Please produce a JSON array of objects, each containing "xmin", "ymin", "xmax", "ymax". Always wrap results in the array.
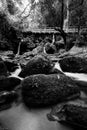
[
  {"xmin": 15, "ymin": 42, "xmax": 22, "ymax": 57},
  {"xmin": 9, "ymin": 64, "xmax": 23, "ymax": 80},
  {"xmin": 63, "ymin": 0, "xmax": 69, "ymax": 33},
  {"xmin": 65, "ymin": 72, "xmax": 87, "ymax": 82},
  {"xmin": 54, "ymin": 62, "xmax": 63, "ymax": 72},
  {"xmin": 52, "ymin": 34, "xmax": 55, "ymax": 44},
  {"xmin": 0, "ymin": 62, "xmax": 87, "ymax": 130},
  {"xmin": 55, "ymin": 62, "xmax": 87, "ymax": 82}
]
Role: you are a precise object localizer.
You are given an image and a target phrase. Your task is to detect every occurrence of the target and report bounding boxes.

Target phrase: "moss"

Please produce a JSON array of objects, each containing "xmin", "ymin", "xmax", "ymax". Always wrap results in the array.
[{"xmin": 21, "ymin": 74, "xmax": 80, "ymax": 108}]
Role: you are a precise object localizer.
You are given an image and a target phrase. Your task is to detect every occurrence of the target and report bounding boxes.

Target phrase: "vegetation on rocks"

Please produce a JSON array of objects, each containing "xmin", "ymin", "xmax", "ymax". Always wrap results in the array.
[
  {"xmin": 21, "ymin": 74, "xmax": 80, "ymax": 108},
  {"xmin": 19, "ymin": 54, "xmax": 54, "ymax": 77},
  {"xmin": 59, "ymin": 56, "xmax": 87, "ymax": 73}
]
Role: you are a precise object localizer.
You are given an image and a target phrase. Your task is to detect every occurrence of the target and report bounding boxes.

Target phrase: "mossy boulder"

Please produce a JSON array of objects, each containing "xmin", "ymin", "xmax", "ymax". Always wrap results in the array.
[
  {"xmin": 19, "ymin": 55, "xmax": 53, "ymax": 78},
  {"xmin": 59, "ymin": 57, "xmax": 87, "ymax": 73},
  {"xmin": 21, "ymin": 74, "xmax": 80, "ymax": 108}
]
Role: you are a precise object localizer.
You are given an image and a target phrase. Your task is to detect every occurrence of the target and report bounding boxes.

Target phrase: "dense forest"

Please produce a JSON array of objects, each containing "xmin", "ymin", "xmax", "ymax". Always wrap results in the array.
[
  {"xmin": 0, "ymin": 0, "xmax": 87, "ymax": 31},
  {"xmin": 0, "ymin": 0, "xmax": 87, "ymax": 53},
  {"xmin": 0, "ymin": 2, "xmax": 87, "ymax": 130}
]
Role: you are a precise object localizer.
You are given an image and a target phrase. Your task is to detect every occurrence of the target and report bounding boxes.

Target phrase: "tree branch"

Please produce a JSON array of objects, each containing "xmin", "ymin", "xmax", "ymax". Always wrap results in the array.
[{"xmin": 19, "ymin": 0, "xmax": 36, "ymax": 22}]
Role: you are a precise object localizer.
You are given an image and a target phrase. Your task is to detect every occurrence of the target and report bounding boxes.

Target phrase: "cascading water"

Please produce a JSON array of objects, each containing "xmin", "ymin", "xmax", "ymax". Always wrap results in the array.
[
  {"xmin": 54, "ymin": 62, "xmax": 87, "ymax": 82},
  {"xmin": 63, "ymin": 0, "xmax": 69, "ymax": 33},
  {"xmin": 15, "ymin": 41, "xmax": 21, "ymax": 57},
  {"xmin": 9, "ymin": 63, "xmax": 23, "ymax": 80},
  {"xmin": 52, "ymin": 34, "xmax": 55, "ymax": 44}
]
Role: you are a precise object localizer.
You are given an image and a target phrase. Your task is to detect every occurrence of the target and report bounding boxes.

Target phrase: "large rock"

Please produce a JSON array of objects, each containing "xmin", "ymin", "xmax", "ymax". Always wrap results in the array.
[
  {"xmin": 47, "ymin": 101, "xmax": 87, "ymax": 128},
  {"xmin": 59, "ymin": 56, "xmax": 87, "ymax": 73},
  {"xmin": 0, "ymin": 77, "xmax": 21, "ymax": 91},
  {"xmin": 19, "ymin": 55, "xmax": 53, "ymax": 78},
  {"xmin": 21, "ymin": 74, "xmax": 80, "ymax": 108}
]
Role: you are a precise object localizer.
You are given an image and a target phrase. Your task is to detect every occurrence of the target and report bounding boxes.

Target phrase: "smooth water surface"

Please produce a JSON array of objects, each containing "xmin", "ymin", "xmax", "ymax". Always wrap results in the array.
[{"xmin": 0, "ymin": 103, "xmax": 76, "ymax": 130}]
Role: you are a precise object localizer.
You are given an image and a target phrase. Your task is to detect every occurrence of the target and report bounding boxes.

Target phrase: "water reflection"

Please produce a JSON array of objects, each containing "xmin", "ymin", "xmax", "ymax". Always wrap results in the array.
[
  {"xmin": 0, "ymin": 103, "xmax": 58, "ymax": 130},
  {"xmin": 0, "ymin": 102, "xmax": 81, "ymax": 130},
  {"xmin": 0, "ymin": 102, "xmax": 85, "ymax": 130}
]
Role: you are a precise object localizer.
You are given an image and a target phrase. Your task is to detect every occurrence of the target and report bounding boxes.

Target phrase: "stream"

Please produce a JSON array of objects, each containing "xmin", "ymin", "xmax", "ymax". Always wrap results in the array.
[{"xmin": 0, "ymin": 62, "xmax": 87, "ymax": 130}]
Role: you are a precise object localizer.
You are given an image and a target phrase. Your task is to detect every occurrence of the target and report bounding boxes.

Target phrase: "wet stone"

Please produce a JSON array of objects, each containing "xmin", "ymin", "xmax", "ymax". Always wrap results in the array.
[
  {"xmin": 19, "ymin": 55, "xmax": 53, "ymax": 78},
  {"xmin": 21, "ymin": 74, "xmax": 80, "ymax": 108},
  {"xmin": 59, "ymin": 57, "xmax": 87, "ymax": 73}
]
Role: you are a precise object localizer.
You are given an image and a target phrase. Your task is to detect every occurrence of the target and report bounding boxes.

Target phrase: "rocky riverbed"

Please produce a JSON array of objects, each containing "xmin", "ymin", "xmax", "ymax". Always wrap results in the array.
[{"xmin": 0, "ymin": 45, "xmax": 87, "ymax": 130}]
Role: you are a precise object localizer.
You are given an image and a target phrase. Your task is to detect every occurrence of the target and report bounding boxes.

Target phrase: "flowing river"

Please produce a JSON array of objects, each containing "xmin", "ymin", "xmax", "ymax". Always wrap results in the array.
[{"xmin": 0, "ymin": 62, "xmax": 87, "ymax": 130}]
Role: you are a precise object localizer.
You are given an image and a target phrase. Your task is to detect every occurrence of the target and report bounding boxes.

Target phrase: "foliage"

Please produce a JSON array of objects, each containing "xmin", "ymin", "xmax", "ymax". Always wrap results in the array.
[
  {"xmin": 69, "ymin": 0, "xmax": 84, "ymax": 11},
  {"xmin": 40, "ymin": 0, "xmax": 61, "ymax": 27},
  {"xmin": 69, "ymin": 6, "xmax": 86, "ymax": 27},
  {"xmin": 69, "ymin": 0, "xmax": 87, "ymax": 33}
]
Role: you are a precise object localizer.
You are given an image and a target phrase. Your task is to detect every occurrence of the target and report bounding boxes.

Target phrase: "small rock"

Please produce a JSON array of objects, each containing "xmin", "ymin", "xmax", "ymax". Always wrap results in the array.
[
  {"xmin": 0, "ymin": 91, "xmax": 18, "ymax": 111},
  {"xmin": 32, "ymin": 45, "xmax": 43, "ymax": 55},
  {"xmin": 45, "ymin": 43, "xmax": 57, "ymax": 54}
]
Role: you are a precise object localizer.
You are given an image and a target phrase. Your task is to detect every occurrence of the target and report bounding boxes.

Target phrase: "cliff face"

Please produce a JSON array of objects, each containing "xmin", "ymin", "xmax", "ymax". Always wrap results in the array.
[{"xmin": 0, "ymin": 0, "xmax": 61, "ymax": 31}]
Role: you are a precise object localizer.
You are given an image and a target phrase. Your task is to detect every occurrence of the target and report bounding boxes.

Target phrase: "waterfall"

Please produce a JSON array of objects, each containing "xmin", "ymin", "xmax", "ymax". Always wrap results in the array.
[
  {"xmin": 52, "ymin": 34, "xmax": 55, "ymax": 44},
  {"xmin": 15, "ymin": 41, "xmax": 21, "ymax": 57},
  {"xmin": 63, "ymin": 0, "xmax": 69, "ymax": 32},
  {"xmin": 9, "ymin": 63, "xmax": 23, "ymax": 80},
  {"xmin": 54, "ymin": 62, "xmax": 63, "ymax": 72}
]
